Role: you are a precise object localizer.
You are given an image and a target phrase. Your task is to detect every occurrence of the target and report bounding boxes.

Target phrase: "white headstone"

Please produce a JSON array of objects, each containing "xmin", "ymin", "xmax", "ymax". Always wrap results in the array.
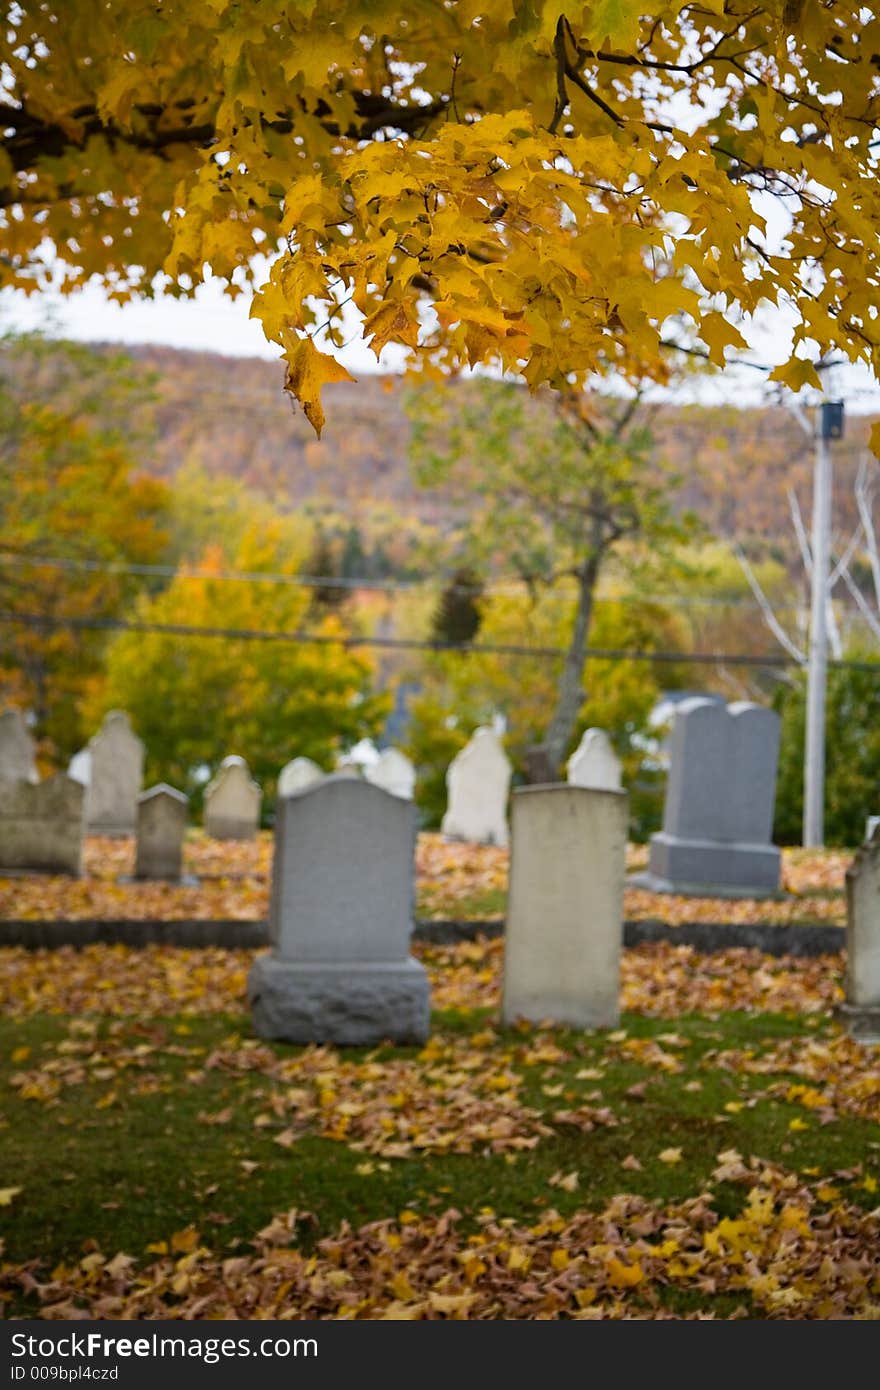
[
  {"xmin": 68, "ymin": 748, "xmax": 91, "ymax": 787},
  {"xmin": 135, "ymin": 783, "xmax": 189, "ymax": 881},
  {"xmin": 278, "ymin": 757, "xmax": 324, "ymax": 798},
  {"xmin": 0, "ymin": 709, "xmax": 38, "ymax": 785},
  {"xmin": 248, "ymin": 776, "xmax": 430, "ymax": 1044},
  {"xmin": 841, "ymin": 837, "xmax": 880, "ymax": 1042},
  {"xmin": 502, "ymin": 785, "xmax": 628, "ymax": 1030},
  {"xmin": 566, "ymin": 728, "xmax": 622, "ymax": 791},
  {"xmin": 441, "ymin": 726, "xmax": 511, "ymax": 846},
  {"xmin": 364, "ymin": 747, "xmax": 416, "ymax": 800},
  {"xmin": 81, "ymin": 710, "xmax": 145, "ymax": 835},
  {"xmin": 336, "ymin": 737, "xmax": 380, "ymax": 773},
  {"xmin": 866, "ymin": 816, "xmax": 880, "ymax": 843},
  {"xmin": 0, "ymin": 774, "xmax": 84, "ymax": 875},
  {"xmin": 203, "ymin": 755, "xmax": 262, "ymax": 839}
]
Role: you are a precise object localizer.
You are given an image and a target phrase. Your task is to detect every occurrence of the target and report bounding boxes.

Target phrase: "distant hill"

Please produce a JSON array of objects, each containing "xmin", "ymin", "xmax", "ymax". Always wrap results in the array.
[{"xmin": 81, "ymin": 343, "xmax": 880, "ymax": 547}]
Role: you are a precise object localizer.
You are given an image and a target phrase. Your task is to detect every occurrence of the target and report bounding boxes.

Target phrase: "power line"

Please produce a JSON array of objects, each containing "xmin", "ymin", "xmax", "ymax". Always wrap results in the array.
[
  {"xmin": 2, "ymin": 608, "xmax": 880, "ymax": 671},
  {"xmin": 0, "ymin": 550, "xmax": 854, "ymax": 610}
]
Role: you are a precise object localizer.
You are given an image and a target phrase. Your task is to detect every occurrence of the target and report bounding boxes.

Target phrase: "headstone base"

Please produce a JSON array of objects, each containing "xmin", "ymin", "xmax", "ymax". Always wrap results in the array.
[
  {"xmin": 834, "ymin": 1001, "xmax": 880, "ymax": 1045},
  {"xmin": 88, "ymin": 821, "xmax": 135, "ymax": 838},
  {"xmin": 248, "ymin": 955, "xmax": 430, "ymax": 1045},
  {"xmin": 632, "ymin": 832, "xmax": 783, "ymax": 898}
]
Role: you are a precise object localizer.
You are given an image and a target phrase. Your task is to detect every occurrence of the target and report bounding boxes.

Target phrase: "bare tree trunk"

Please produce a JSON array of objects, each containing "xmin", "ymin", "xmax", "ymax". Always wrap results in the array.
[{"xmin": 524, "ymin": 556, "xmax": 598, "ymax": 783}]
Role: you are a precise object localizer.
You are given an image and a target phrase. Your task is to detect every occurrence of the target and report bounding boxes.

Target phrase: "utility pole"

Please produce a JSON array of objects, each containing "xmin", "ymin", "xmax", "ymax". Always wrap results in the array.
[{"xmin": 803, "ymin": 397, "xmax": 844, "ymax": 847}]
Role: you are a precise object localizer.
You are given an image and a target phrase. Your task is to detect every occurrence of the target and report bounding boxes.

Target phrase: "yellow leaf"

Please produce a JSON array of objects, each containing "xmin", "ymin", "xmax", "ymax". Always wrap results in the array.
[
  {"xmin": 362, "ymin": 300, "xmax": 421, "ymax": 358},
  {"xmin": 0, "ymin": 1186, "xmax": 23, "ymax": 1206},
  {"xmin": 170, "ymin": 1225, "xmax": 200, "ymax": 1253},
  {"xmin": 606, "ymin": 1255, "xmax": 645, "ymax": 1288},
  {"xmin": 767, "ymin": 357, "xmax": 823, "ymax": 393},
  {"xmin": 658, "ymin": 1147, "xmax": 683, "ymax": 1164},
  {"xmin": 283, "ymin": 336, "xmax": 355, "ymax": 437}
]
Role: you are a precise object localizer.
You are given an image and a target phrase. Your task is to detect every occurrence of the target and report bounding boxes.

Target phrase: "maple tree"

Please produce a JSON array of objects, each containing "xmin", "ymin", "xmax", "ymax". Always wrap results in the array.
[{"xmin": 4, "ymin": 3, "xmax": 880, "ymax": 435}]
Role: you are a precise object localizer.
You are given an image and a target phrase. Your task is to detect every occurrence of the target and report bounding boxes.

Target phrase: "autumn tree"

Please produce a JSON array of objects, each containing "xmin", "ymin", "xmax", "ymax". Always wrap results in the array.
[
  {"xmin": 92, "ymin": 525, "xmax": 389, "ymax": 801},
  {"xmin": 3, "ymin": 3, "xmax": 879, "ymax": 435},
  {"xmin": 407, "ymin": 377, "xmax": 691, "ymax": 778},
  {"xmin": 0, "ymin": 333, "xmax": 170, "ymax": 761}
]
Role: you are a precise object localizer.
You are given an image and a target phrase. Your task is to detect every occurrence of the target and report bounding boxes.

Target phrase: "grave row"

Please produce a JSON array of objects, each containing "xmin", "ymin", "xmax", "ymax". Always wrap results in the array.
[{"xmin": 0, "ymin": 696, "xmax": 792, "ymax": 901}]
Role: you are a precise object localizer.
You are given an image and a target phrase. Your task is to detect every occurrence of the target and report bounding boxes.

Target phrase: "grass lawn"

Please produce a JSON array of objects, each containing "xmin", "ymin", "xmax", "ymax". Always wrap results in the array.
[{"xmin": 1, "ymin": 938, "xmax": 878, "ymax": 1320}]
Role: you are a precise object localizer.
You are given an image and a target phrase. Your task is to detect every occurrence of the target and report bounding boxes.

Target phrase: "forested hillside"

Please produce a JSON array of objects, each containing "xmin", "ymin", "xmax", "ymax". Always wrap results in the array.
[{"xmin": 105, "ymin": 344, "xmax": 879, "ymax": 553}]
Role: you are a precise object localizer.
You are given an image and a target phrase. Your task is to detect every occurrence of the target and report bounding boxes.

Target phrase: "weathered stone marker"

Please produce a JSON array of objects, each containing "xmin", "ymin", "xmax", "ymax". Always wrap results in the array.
[
  {"xmin": 0, "ymin": 709, "xmax": 38, "ymax": 785},
  {"xmin": 203, "ymin": 755, "xmax": 262, "ymax": 839},
  {"xmin": 277, "ymin": 756, "xmax": 324, "ymax": 798},
  {"xmin": 0, "ymin": 775, "xmax": 84, "ymax": 875},
  {"xmin": 75, "ymin": 710, "xmax": 145, "ymax": 836},
  {"xmin": 364, "ymin": 747, "xmax": 416, "ymax": 800},
  {"xmin": 839, "ymin": 831, "xmax": 880, "ymax": 1043},
  {"xmin": 502, "ymin": 785, "xmax": 628, "ymax": 1030},
  {"xmin": 632, "ymin": 697, "xmax": 782, "ymax": 897},
  {"xmin": 135, "ymin": 784, "xmax": 189, "ymax": 881},
  {"xmin": 566, "ymin": 727, "xmax": 622, "ymax": 791},
  {"xmin": 441, "ymin": 726, "xmax": 511, "ymax": 846},
  {"xmin": 248, "ymin": 775, "xmax": 430, "ymax": 1044}
]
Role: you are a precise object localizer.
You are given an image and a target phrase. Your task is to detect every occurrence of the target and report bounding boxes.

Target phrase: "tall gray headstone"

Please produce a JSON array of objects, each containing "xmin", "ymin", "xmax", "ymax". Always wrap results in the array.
[
  {"xmin": 566, "ymin": 728, "xmax": 622, "ymax": 791},
  {"xmin": 838, "ymin": 831, "xmax": 880, "ymax": 1043},
  {"xmin": 277, "ymin": 756, "xmax": 324, "ymax": 798},
  {"xmin": 0, "ymin": 710, "xmax": 38, "ymax": 785},
  {"xmin": 135, "ymin": 784, "xmax": 189, "ymax": 881},
  {"xmin": 632, "ymin": 698, "xmax": 781, "ymax": 897},
  {"xmin": 502, "ymin": 785, "xmax": 628, "ymax": 1030},
  {"xmin": 80, "ymin": 710, "xmax": 145, "ymax": 836},
  {"xmin": 248, "ymin": 775, "xmax": 430, "ymax": 1044},
  {"xmin": 441, "ymin": 726, "xmax": 511, "ymax": 846},
  {"xmin": 203, "ymin": 755, "xmax": 262, "ymax": 839},
  {"xmin": 0, "ymin": 775, "xmax": 84, "ymax": 875}
]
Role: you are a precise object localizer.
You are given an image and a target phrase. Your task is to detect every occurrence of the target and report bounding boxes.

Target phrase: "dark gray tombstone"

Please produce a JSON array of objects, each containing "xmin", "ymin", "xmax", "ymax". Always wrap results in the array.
[
  {"xmin": 632, "ymin": 698, "xmax": 782, "ymax": 897},
  {"xmin": 248, "ymin": 775, "xmax": 430, "ymax": 1044}
]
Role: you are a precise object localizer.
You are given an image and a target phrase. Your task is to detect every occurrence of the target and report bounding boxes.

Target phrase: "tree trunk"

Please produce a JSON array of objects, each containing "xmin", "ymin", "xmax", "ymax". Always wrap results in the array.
[{"xmin": 524, "ymin": 556, "xmax": 598, "ymax": 783}]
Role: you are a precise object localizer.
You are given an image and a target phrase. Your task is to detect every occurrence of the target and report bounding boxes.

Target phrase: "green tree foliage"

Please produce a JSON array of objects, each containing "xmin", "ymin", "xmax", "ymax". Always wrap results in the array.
[
  {"xmin": 0, "ymin": 333, "xmax": 171, "ymax": 763},
  {"xmin": 773, "ymin": 655, "xmax": 880, "ymax": 848},
  {"xmin": 92, "ymin": 525, "xmax": 389, "ymax": 807}
]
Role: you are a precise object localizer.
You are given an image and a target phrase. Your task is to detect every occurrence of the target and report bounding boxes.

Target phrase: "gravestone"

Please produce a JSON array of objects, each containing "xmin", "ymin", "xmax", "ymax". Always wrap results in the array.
[
  {"xmin": 76, "ymin": 710, "xmax": 145, "ymax": 835},
  {"xmin": 0, "ymin": 775, "xmax": 84, "ymax": 875},
  {"xmin": 337, "ymin": 737, "xmax": 380, "ymax": 774},
  {"xmin": 248, "ymin": 776, "xmax": 430, "ymax": 1045},
  {"xmin": 866, "ymin": 815, "xmax": 880, "ymax": 842},
  {"xmin": 838, "ymin": 832, "xmax": 880, "ymax": 1042},
  {"xmin": 441, "ymin": 726, "xmax": 511, "ymax": 847},
  {"xmin": 203, "ymin": 755, "xmax": 262, "ymax": 839},
  {"xmin": 364, "ymin": 747, "xmax": 416, "ymax": 800},
  {"xmin": 135, "ymin": 784, "xmax": 189, "ymax": 881},
  {"xmin": 631, "ymin": 698, "xmax": 782, "ymax": 897},
  {"xmin": 566, "ymin": 728, "xmax": 622, "ymax": 791},
  {"xmin": 502, "ymin": 785, "xmax": 628, "ymax": 1030},
  {"xmin": 277, "ymin": 757, "xmax": 324, "ymax": 798},
  {"xmin": 0, "ymin": 709, "xmax": 38, "ymax": 785}
]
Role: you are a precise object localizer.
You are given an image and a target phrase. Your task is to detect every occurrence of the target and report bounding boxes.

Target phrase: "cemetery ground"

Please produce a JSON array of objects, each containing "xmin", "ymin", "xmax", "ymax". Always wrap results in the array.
[{"xmin": 0, "ymin": 836, "xmax": 878, "ymax": 1320}]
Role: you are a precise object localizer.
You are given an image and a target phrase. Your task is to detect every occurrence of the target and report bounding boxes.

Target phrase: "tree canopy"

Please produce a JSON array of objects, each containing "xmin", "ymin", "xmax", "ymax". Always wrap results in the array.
[{"xmin": 4, "ymin": 3, "xmax": 879, "ymax": 433}]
